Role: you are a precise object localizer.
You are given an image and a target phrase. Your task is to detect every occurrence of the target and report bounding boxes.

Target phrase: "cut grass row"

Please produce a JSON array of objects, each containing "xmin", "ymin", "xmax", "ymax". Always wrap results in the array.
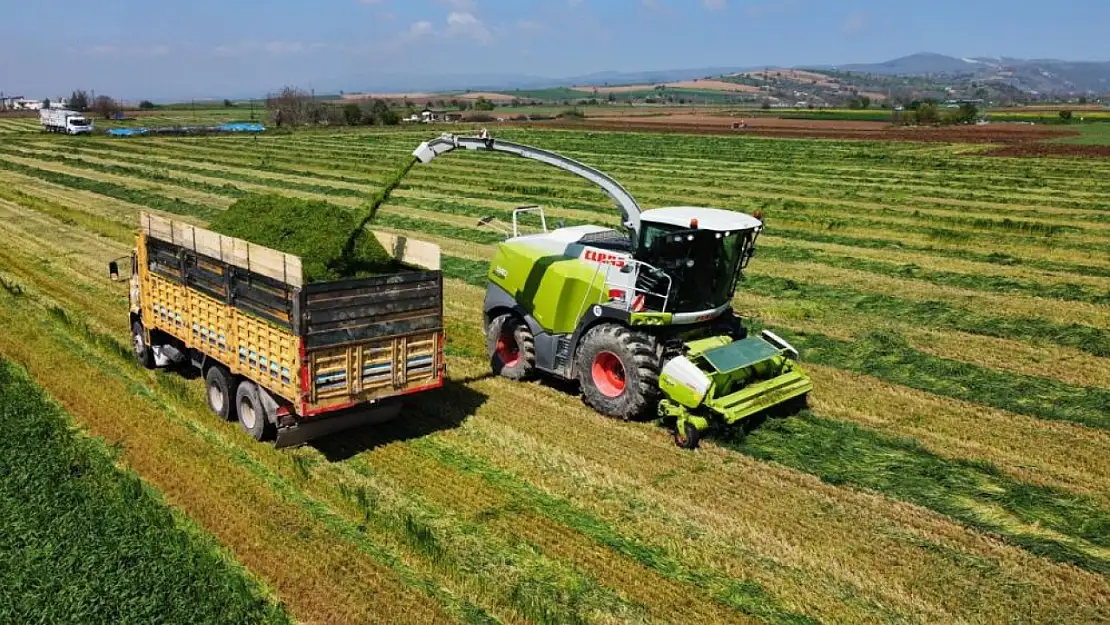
[
  {"xmin": 8, "ymin": 142, "xmax": 1109, "ymax": 310},
  {"xmin": 23, "ymin": 135, "xmax": 1110, "ymax": 258},
  {"xmin": 5, "ymin": 155, "xmax": 1107, "ymax": 393},
  {"xmin": 26, "ymin": 138, "xmax": 1110, "ymax": 243},
  {"xmin": 0, "ymin": 356, "xmax": 290, "ymax": 625}
]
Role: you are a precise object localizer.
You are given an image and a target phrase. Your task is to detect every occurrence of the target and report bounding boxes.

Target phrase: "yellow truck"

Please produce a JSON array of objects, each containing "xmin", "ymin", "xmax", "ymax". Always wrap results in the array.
[{"xmin": 116, "ymin": 211, "xmax": 446, "ymax": 447}]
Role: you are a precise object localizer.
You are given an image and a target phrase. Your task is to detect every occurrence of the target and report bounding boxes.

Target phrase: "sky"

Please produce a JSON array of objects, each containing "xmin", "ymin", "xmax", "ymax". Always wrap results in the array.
[{"xmin": 2, "ymin": 0, "xmax": 1108, "ymax": 101}]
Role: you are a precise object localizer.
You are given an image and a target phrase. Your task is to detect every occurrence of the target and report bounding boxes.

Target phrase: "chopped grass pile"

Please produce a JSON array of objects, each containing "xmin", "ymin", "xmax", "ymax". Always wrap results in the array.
[{"xmin": 208, "ymin": 193, "xmax": 397, "ymax": 282}]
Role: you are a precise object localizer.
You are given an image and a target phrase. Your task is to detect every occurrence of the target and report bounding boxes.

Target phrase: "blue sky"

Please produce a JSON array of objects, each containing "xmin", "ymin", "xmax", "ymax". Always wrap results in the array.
[{"xmin": 2, "ymin": 0, "xmax": 1107, "ymax": 101}]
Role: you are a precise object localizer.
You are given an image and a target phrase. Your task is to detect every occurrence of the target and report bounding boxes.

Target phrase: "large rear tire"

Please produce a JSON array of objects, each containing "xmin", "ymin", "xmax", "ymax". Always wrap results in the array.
[
  {"xmin": 576, "ymin": 324, "xmax": 658, "ymax": 420},
  {"xmin": 487, "ymin": 313, "xmax": 536, "ymax": 380},
  {"xmin": 235, "ymin": 381, "xmax": 274, "ymax": 442},
  {"xmin": 204, "ymin": 365, "xmax": 238, "ymax": 421}
]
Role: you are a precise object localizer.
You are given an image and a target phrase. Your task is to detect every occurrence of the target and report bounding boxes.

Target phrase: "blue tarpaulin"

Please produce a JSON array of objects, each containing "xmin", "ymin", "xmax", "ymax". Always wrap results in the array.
[
  {"xmin": 105, "ymin": 123, "xmax": 265, "ymax": 137},
  {"xmin": 107, "ymin": 128, "xmax": 148, "ymax": 136}
]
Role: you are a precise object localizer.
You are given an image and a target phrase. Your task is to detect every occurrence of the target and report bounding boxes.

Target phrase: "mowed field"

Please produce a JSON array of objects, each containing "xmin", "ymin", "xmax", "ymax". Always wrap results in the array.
[{"xmin": 1, "ymin": 125, "xmax": 1109, "ymax": 624}]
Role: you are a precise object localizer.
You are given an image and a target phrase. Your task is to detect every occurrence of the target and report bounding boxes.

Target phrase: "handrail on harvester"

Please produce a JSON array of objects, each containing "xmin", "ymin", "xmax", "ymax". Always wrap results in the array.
[{"xmin": 412, "ymin": 132, "xmax": 643, "ymax": 248}]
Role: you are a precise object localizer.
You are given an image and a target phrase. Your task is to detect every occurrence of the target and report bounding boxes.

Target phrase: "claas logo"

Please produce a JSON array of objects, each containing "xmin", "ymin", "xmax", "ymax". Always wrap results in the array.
[{"xmin": 582, "ymin": 249, "xmax": 628, "ymax": 267}]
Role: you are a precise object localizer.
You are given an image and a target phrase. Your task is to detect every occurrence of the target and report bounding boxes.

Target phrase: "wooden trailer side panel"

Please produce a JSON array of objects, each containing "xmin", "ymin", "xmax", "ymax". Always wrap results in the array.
[{"xmin": 138, "ymin": 231, "xmax": 302, "ymax": 404}]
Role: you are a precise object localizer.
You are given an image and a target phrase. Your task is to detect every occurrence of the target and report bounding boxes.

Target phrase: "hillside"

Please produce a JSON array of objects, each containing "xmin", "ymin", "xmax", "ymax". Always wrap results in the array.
[{"xmin": 833, "ymin": 53, "xmax": 1110, "ymax": 94}]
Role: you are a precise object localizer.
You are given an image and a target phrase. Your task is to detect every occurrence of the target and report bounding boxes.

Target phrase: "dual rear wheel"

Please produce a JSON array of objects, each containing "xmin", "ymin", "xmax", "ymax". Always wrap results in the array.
[{"xmin": 204, "ymin": 364, "xmax": 274, "ymax": 441}]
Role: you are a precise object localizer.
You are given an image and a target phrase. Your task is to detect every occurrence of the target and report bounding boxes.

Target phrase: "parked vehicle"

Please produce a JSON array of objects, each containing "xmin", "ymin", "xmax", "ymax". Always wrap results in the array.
[{"xmin": 40, "ymin": 108, "xmax": 93, "ymax": 134}]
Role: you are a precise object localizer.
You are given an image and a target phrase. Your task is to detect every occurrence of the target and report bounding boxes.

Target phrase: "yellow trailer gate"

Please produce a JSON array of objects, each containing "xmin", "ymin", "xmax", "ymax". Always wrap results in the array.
[{"xmin": 134, "ymin": 212, "xmax": 444, "ymax": 432}]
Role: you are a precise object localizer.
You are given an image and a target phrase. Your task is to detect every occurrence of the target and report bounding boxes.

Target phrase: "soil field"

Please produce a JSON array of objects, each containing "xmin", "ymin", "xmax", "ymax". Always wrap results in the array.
[
  {"xmin": 2, "ymin": 127, "xmax": 1109, "ymax": 624},
  {"xmin": 535, "ymin": 113, "xmax": 1077, "ymax": 143},
  {"xmin": 986, "ymin": 143, "xmax": 1110, "ymax": 158}
]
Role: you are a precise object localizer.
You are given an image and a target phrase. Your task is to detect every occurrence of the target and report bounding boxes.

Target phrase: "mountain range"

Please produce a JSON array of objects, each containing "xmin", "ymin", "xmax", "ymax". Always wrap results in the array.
[{"xmin": 355, "ymin": 53, "xmax": 1110, "ymax": 96}]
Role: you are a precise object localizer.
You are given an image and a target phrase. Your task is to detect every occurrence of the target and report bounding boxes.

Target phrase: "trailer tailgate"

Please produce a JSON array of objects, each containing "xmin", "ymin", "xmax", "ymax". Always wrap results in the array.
[{"xmin": 300, "ymin": 271, "xmax": 445, "ymax": 414}]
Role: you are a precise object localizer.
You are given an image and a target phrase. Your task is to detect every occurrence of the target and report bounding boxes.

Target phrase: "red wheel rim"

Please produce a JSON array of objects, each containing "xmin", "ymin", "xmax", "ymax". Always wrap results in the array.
[
  {"xmin": 495, "ymin": 332, "xmax": 520, "ymax": 367},
  {"xmin": 591, "ymin": 351, "xmax": 626, "ymax": 397}
]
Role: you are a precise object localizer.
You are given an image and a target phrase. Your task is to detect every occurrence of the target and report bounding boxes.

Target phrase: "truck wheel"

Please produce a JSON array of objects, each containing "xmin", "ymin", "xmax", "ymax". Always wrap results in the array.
[
  {"xmin": 235, "ymin": 381, "xmax": 274, "ymax": 442},
  {"xmin": 131, "ymin": 321, "xmax": 155, "ymax": 369},
  {"xmin": 486, "ymin": 313, "xmax": 535, "ymax": 380},
  {"xmin": 204, "ymin": 365, "xmax": 238, "ymax": 421},
  {"xmin": 576, "ymin": 325, "xmax": 658, "ymax": 420}
]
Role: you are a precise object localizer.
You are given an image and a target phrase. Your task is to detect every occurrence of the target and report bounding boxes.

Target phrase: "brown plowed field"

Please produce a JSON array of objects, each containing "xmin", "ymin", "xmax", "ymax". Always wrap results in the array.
[
  {"xmin": 986, "ymin": 143, "xmax": 1110, "ymax": 158},
  {"xmin": 530, "ymin": 113, "xmax": 1076, "ymax": 144}
]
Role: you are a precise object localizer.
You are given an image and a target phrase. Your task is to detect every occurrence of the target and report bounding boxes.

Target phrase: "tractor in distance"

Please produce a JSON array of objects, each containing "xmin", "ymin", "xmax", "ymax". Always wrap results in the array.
[{"xmin": 411, "ymin": 133, "xmax": 813, "ymax": 448}]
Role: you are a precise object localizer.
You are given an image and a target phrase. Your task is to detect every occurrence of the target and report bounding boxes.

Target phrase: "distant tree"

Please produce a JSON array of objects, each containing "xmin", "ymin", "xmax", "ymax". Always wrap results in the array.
[
  {"xmin": 436, "ymin": 99, "xmax": 446, "ymax": 108},
  {"xmin": 362, "ymin": 99, "xmax": 398, "ymax": 125},
  {"xmin": 41, "ymin": 98, "xmax": 50, "ymax": 109},
  {"xmin": 760, "ymin": 100, "xmax": 771, "ymax": 110},
  {"xmin": 473, "ymin": 97, "xmax": 495, "ymax": 111},
  {"xmin": 914, "ymin": 102, "xmax": 939, "ymax": 125},
  {"xmin": 343, "ymin": 102, "xmax": 362, "ymax": 125},
  {"xmin": 69, "ymin": 90, "xmax": 90, "ymax": 112},
  {"xmin": 511, "ymin": 98, "xmax": 521, "ymax": 107},
  {"xmin": 92, "ymin": 95, "xmax": 122, "ymax": 119},
  {"xmin": 1078, "ymin": 96, "xmax": 1088, "ymax": 105},
  {"xmin": 139, "ymin": 100, "xmax": 156, "ymax": 110},
  {"xmin": 942, "ymin": 103, "xmax": 978, "ymax": 125},
  {"xmin": 223, "ymin": 98, "xmax": 235, "ymax": 107},
  {"xmin": 449, "ymin": 99, "xmax": 461, "ymax": 109},
  {"xmin": 1059, "ymin": 110, "xmax": 1074, "ymax": 122},
  {"xmin": 267, "ymin": 86, "xmax": 312, "ymax": 127}
]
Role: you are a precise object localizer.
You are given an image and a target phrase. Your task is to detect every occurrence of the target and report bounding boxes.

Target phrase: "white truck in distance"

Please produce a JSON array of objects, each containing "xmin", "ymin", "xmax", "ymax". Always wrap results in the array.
[{"xmin": 40, "ymin": 108, "xmax": 93, "ymax": 135}]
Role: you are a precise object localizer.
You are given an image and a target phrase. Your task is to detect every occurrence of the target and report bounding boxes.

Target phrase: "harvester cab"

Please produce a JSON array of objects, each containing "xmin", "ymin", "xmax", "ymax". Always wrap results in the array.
[{"xmin": 412, "ymin": 133, "xmax": 812, "ymax": 448}]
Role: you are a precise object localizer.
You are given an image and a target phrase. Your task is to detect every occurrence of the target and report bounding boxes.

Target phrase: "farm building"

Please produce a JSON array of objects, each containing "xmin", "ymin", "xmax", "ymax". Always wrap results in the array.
[{"xmin": 420, "ymin": 108, "xmax": 463, "ymax": 123}]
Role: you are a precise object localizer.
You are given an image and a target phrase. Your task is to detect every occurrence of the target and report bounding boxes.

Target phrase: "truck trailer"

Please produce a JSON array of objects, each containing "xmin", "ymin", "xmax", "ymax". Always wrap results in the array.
[
  {"xmin": 40, "ymin": 108, "xmax": 93, "ymax": 134},
  {"xmin": 117, "ymin": 211, "xmax": 446, "ymax": 447}
]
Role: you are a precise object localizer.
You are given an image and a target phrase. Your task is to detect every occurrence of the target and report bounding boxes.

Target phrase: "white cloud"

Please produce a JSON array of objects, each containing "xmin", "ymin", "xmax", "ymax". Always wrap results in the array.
[
  {"xmin": 265, "ymin": 41, "xmax": 304, "ymax": 54},
  {"xmin": 149, "ymin": 44, "xmax": 170, "ymax": 56},
  {"xmin": 213, "ymin": 40, "xmax": 313, "ymax": 57},
  {"xmin": 515, "ymin": 19, "xmax": 543, "ymax": 32},
  {"xmin": 842, "ymin": 12, "xmax": 866, "ymax": 35},
  {"xmin": 447, "ymin": 11, "xmax": 492, "ymax": 44},
  {"xmin": 702, "ymin": 0, "xmax": 725, "ymax": 9},
  {"xmin": 437, "ymin": 0, "xmax": 476, "ymax": 10}
]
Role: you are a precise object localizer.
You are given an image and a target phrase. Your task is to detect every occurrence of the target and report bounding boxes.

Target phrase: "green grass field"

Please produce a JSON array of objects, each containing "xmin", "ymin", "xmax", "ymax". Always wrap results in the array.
[
  {"xmin": 1050, "ymin": 122, "xmax": 1110, "ymax": 145},
  {"xmin": 0, "ymin": 356, "xmax": 289, "ymax": 624},
  {"xmin": 0, "ymin": 123, "xmax": 1108, "ymax": 624}
]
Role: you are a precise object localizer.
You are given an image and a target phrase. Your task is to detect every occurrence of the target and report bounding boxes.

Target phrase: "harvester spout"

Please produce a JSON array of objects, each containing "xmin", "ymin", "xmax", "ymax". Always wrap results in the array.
[{"xmin": 412, "ymin": 132, "xmax": 644, "ymax": 246}]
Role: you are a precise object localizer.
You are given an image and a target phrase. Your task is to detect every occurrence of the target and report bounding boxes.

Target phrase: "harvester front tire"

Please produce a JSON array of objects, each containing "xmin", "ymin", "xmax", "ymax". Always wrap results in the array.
[
  {"xmin": 205, "ymin": 365, "xmax": 238, "ymax": 421},
  {"xmin": 235, "ymin": 381, "xmax": 273, "ymax": 442},
  {"xmin": 576, "ymin": 325, "xmax": 658, "ymax": 420},
  {"xmin": 674, "ymin": 423, "xmax": 701, "ymax": 450},
  {"xmin": 487, "ymin": 313, "xmax": 536, "ymax": 380},
  {"xmin": 131, "ymin": 321, "xmax": 155, "ymax": 370}
]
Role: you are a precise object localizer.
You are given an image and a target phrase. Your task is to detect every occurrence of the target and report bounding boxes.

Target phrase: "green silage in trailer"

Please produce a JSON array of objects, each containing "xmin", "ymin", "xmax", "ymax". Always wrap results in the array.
[{"xmin": 207, "ymin": 193, "xmax": 397, "ymax": 283}]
